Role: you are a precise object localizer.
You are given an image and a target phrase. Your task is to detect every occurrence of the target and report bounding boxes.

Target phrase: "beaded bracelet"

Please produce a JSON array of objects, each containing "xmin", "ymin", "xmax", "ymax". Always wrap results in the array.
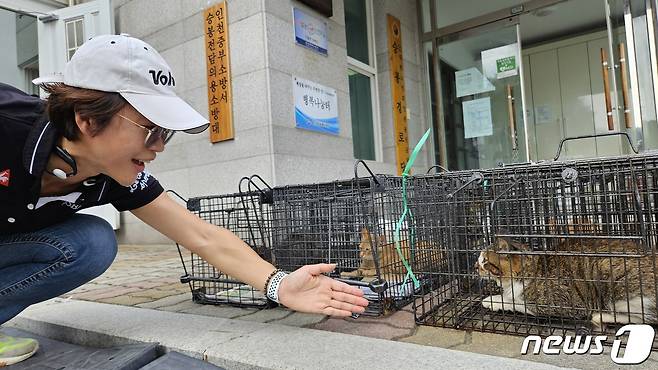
[{"xmin": 263, "ymin": 268, "xmax": 280, "ymax": 293}]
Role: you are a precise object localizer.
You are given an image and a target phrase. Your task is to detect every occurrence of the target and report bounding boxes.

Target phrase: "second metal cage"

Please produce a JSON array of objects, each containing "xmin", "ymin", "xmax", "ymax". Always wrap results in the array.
[
  {"xmin": 269, "ymin": 163, "xmax": 433, "ymax": 316},
  {"xmin": 176, "ymin": 181, "xmax": 273, "ymax": 308},
  {"xmin": 410, "ymin": 154, "xmax": 658, "ymax": 349}
]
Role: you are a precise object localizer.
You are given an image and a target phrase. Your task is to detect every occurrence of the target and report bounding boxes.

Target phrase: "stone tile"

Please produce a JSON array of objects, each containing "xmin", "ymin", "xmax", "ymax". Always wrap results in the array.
[
  {"xmin": 135, "ymin": 292, "xmax": 191, "ymax": 309},
  {"xmin": 397, "ymin": 325, "xmax": 468, "ymax": 348},
  {"xmin": 130, "ymin": 288, "xmax": 180, "ymax": 300},
  {"xmin": 180, "ymin": 304, "xmax": 257, "ymax": 319},
  {"xmin": 96, "ymin": 295, "xmax": 153, "ymax": 306},
  {"xmin": 229, "ymin": 13, "xmax": 266, "ymax": 77},
  {"xmin": 452, "ymin": 330, "xmax": 526, "ymax": 359},
  {"xmin": 72, "ymin": 286, "xmax": 143, "ymax": 300},
  {"xmin": 232, "ymin": 69, "xmax": 270, "ymax": 131},
  {"xmin": 349, "ymin": 307, "xmax": 415, "ymax": 330},
  {"xmin": 311, "ymin": 317, "xmax": 414, "ymax": 340},
  {"xmin": 141, "ymin": 20, "xmax": 185, "ymax": 53},
  {"xmin": 122, "ymin": 279, "xmax": 174, "ymax": 289},
  {"xmin": 271, "ymin": 312, "xmax": 327, "ymax": 327},
  {"xmin": 118, "ymin": 0, "xmax": 182, "ymax": 39},
  {"xmin": 157, "ymin": 299, "xmax": 200, "ymax": 313},
  {"xmin": 236, "ymin": 307, "xmax": 292, "ymax": 323}
]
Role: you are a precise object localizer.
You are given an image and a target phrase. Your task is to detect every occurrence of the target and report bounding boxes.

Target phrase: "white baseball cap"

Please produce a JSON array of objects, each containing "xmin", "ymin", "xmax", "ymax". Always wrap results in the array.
[{"xmin": 33, "ymin": 34, "xmax": 209, "ymax": 134}]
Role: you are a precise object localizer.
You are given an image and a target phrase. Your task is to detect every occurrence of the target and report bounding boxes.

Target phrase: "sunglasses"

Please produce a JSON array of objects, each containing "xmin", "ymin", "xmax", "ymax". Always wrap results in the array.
[{"xmin": 118, "ymin": 114, "xmax": 175, "ymax": 147}]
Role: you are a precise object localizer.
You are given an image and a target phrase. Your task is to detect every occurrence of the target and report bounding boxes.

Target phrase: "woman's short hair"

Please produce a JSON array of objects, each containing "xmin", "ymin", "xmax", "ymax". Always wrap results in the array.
[{"xmin": 42, "ymin": 83, "xmax": 128, "ymax": 140}]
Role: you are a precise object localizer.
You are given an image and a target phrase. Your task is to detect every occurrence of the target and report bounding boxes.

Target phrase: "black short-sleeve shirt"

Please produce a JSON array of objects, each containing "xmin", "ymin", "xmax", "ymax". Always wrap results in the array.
[{"xmin": 0, "ymin": 83, "xmax": 164, "ymax": 235}]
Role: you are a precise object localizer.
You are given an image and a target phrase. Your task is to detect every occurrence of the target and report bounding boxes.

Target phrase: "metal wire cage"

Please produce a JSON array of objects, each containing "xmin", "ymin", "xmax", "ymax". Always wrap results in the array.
[
  {"xmin": 269, "ymin": 161, "xmax": 429, "ymax": 315},
  {"xmin": 410, "ymin": 151, "xmax": 658, "ymax": 349},
  {"xmin": 174, "ymin": 176, "xmax": 274, "ymax": 308}
]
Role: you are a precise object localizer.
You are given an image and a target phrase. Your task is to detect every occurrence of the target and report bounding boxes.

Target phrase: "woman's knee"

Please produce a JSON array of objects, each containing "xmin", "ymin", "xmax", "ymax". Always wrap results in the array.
[{"xmin": 65, "ymin": 214, "xmax": 118, "ymax": 280}]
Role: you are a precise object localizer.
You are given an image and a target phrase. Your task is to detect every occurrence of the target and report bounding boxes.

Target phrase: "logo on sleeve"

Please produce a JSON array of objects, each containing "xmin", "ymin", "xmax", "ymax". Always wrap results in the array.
[{"xmin": 0, "ymin": 169, "xmax": 10, "ymax": 187}]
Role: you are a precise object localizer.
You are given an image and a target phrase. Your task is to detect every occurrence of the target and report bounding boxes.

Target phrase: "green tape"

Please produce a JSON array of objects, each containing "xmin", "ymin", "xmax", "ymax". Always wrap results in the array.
[{"xmin": 394, "ymin": 128, "xmax": 432, "ymax": 289}]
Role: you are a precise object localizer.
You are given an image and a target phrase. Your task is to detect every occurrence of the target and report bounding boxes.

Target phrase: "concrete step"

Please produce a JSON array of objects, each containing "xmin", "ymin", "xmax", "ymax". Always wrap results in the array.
[{"xmin": 5, "ymin": 298, "xmax": 574, "ymax": 370}]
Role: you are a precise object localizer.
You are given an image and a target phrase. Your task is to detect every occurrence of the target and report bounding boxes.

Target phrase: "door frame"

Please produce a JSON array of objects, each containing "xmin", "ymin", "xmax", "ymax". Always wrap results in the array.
[
  {"xmin": 420, "ymin": 0, "xmax": 658, "ymax": 166},
  {"xmin": 428, "ymin": 15, "xmax": 530, "ymax": 167}
]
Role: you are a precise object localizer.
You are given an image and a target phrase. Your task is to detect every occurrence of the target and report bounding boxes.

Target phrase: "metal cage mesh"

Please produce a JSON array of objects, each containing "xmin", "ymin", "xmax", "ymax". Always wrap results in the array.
[
  {"xmin": 410, "ymin": 154, "xmax": 658, "ymax": 349},
  {"xmin": 269, "ymin": 176, "xmax": 428, "ymax": 315},
  {"xmin": 179, "ymin": 191, "xmax": 273, "ymax": 307}
]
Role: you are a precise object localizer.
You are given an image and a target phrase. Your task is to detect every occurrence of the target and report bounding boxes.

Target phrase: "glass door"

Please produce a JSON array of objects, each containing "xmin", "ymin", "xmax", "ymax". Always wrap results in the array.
[
  {"xmin": 436, "ymin": 20, "xmax": 527, "ymax": 170},
  {"xmin": 607, "ymin": 0, "xmax": 658, "ymax": 151}
]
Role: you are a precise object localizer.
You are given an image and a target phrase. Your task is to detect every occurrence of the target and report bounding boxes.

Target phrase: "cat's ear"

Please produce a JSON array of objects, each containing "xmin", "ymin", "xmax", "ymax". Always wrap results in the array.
[
  {"xmin": 360, "ymin": 228, "xmax": 371, "ymax": 240},
  {"xmin": 495, "ymin": 237, "xmax": 510, "ymax": 250},
  {"xmin": 378, "ymin": 233, "xmax": 388, "ymax": 244},
  {"xmin": 508, "ymin": 240, "xmax": 528, "ymax": 251}
]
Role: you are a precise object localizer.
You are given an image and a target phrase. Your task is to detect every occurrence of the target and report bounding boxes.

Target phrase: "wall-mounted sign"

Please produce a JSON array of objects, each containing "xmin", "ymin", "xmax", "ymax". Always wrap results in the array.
[
  {"xmin": 204, "ymin": 1, "xmax": 234, "ymax": 143},
  {"xmin": 293, "ymin": 76, "xmax": 338, "ymax": 135},
  {"xmin": 481, "ymin": 43, "xmax": 520, "ymax": 80},
  {"xmin": 387, "ymin": 14, "xmax": 409, "ymax": 175},
  {"xmin": 293, "ymin": 7, "xmax": 328, "ymax": 56}
]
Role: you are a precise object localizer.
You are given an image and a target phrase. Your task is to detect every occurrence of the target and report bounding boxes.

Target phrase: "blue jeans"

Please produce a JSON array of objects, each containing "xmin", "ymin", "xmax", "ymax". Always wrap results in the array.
[{"xmin": 0, "ymin": 214, "xmax": 118, "ymax": 325}]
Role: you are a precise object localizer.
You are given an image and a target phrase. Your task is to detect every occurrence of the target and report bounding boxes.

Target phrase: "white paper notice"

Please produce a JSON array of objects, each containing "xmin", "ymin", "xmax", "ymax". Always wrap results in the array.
[
  {"xmin": 462, "ymin": 97, "xmax": 493, "ymax": 139},
  {"xmin": 535, "ymin": 105, "xmax": 554, "ymax": 124},
  {"xmin": 455, "ymin": 67, "xmax": 495, "ymax": 98},
  {"xmin": 481, "ymin": 43, "xmax": 520, "ymax": 80}
]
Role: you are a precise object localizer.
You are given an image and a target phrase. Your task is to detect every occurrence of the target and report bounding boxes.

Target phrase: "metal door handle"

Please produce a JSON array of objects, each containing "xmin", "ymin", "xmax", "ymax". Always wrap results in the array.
[
  {"xmin": 506, "ymin": 84, "xmax": 518, "ymax": 150},
  {"xmin": 600, "ymin": 48, "xmax": 614, "ymax": 130},
  {"xmin": 618, "ymin": 42, "xmax": 633, "ymax": 128}
]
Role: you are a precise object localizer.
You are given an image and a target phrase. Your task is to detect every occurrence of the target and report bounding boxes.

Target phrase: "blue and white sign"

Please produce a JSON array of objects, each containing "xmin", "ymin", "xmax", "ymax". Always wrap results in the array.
[
  {"xmin": 293, "ymin": 7, "xmax": 328, "ymax": 55},
  {"xmin": 293, "ymin": 76, "xmax": 339, "ymax": 135}
]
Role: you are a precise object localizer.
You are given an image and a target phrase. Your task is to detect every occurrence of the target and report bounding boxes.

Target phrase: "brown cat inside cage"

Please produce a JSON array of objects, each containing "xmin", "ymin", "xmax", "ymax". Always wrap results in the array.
[
  {"xmin": 340, "ymin": 228, "xmax": 438, "ymax": 282},
  {"xmin": 475, "ymin": 236, "xmax": 658, "ymax": 329}
]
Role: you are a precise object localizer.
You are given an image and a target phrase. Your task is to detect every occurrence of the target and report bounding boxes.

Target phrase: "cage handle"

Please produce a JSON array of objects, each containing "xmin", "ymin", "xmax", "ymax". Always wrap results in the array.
[
  {"xmin": 239, "ymin": 174, "xmax": 273, "ymax": 204},
  {"xmin": 166, "ymin": 189, "xmax": 188, "ymax": 203},
  {"xmin": 238, "ymin": 175, "xmax": 273, "ymax": 256},
  {"xmin": 166, "ymin": 189, "xmax": 193, "ymax": 289},
  {"xmin": 553, "ymin": 132, "xmax": 638, "ymax": 161},
  {"xmin": 354, "ymin": 159, "xmax": 385, "ymax": 192},
  {"xmin": 446, "ymin": 172, "xmax": 484, "ymax": 199},
  {"xmin": 426, "ymin": 165, "xmax": 448, "ymax": 174}
]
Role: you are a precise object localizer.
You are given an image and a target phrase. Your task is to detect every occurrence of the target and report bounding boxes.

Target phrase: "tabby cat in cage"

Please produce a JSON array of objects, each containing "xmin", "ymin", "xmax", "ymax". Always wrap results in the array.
[
  {"xmin": 476, "ymin": 236, "xmax": 658, "ymax": 328},
  {"xmin": 340, "ymin": 227, "xmax": 438, "ymax": 281}
]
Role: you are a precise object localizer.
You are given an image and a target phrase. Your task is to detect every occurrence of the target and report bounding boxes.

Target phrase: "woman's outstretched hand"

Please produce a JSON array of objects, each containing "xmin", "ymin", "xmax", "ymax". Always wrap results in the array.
[{"xmin": 277, "ymin": 263, "xmax": 369, "ymax": 317}]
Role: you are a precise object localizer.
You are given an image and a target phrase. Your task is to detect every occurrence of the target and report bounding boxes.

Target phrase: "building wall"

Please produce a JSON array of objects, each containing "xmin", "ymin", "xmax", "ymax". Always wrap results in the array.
[
  {"xmin": 0, "ymin": 10, "xmax": 26, "ymax": 90},
  {"xmin": 112, "ymin": 0, "xmax": 430, "ymax": 244}
]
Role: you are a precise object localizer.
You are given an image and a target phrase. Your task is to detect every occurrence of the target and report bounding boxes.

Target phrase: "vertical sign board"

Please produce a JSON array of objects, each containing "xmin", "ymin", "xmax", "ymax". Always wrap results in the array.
[
  {"xmin": 204, "ymin": 2, "xmax": 234, "ymax": 143},
  {"xmin": 387, "ymin": 15, "xmax": 409, "ymax": 175}
]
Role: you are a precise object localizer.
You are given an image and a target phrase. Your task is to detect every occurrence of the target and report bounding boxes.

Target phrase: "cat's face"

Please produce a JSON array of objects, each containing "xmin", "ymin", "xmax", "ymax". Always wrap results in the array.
[
  {"xmin": 475, "ymin": 237, "xmax": 528, "ymax": 282},
  {"xmin": 359, "ymin": 228, "xmax": 375, "ymax": 258},
  {"xmin": 358, "ymin": 228, "xmax": 387, "ymax": 258}
]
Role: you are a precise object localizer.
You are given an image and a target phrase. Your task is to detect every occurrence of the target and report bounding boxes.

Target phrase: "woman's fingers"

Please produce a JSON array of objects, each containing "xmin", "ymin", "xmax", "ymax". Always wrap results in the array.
[
  {"xmin": 322, "ymin": 306, "xmax": 358, "ymax": 317},
  {"xmin": 331, "ymin": 290, "xmax": 369, "ymax": 308},
  {"xmin": 329, "ymin": 279, "xmax": 365, "ymax": 297}
]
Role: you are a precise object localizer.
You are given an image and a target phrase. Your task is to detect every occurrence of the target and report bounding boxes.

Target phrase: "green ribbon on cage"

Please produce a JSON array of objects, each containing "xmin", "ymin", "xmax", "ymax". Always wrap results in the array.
[{"xmin": 395, "ymin": 128, "xmax": 432, "ymax": 290}]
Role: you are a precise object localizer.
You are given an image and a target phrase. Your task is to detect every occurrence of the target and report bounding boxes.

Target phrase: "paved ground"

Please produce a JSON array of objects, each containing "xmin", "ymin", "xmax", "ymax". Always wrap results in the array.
[{"xmin": 48, "ymin": 244, "xmax": 658, "ymax": 369}]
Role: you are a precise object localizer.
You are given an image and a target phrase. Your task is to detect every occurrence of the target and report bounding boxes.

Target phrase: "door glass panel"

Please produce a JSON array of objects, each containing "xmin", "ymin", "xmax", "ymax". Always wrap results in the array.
[
  {"xmin": 344, "ymin": 0, "xmax": 369, "ymax": 65},
  {"xmin": 438, "ymin": 23, "xmax": 525, "ymax": 170},
  {"xmin": 609, "ymin": 0, "xmax": 658, "ymax": 151},
  {"xmin": 520, "ymin": 0, "xmax": 624, "ymax": 160},
  {"xmin": 348, "ymin": 69, "xmax": 376, "ymax": 160},
  {"xmin": 435, "ymin": 0, "xmax": 524, "ymax": 30}
]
